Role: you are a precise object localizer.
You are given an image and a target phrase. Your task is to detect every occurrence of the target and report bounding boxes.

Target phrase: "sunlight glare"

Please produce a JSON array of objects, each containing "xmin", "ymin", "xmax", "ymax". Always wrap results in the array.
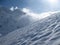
[{"xmin": 48, "ymin": 0, "xmax": 58, "ymax": 4}]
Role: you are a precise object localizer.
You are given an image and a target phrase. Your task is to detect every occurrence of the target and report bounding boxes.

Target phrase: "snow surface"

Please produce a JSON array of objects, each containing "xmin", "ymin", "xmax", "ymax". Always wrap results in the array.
[
  {"xmin": 0, "ymin": 10, "xmax": 60, "ymax": 45},
  {"xmin": 0, "ymin": 7, "xmax": 37, "ymax": 36}
]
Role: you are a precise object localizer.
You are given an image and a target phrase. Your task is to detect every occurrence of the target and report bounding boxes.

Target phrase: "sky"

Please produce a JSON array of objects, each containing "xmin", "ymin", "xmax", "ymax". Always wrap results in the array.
[{"xmin": 0, "ymin": 0, "xmax": 60, "ymax": 13}]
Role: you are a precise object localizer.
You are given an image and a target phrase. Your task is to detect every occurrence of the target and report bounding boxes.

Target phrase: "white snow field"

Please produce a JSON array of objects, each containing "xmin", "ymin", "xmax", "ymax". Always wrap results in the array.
[{"xmin": 0, "ymin": 7, "xmax": 60, "ymax": 45}]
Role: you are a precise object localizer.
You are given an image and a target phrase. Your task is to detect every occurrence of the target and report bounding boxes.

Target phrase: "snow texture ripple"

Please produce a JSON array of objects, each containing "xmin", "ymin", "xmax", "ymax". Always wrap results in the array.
[{"xmin": 0, "ymin": 8, "xmax": 60, "ymax": 45}]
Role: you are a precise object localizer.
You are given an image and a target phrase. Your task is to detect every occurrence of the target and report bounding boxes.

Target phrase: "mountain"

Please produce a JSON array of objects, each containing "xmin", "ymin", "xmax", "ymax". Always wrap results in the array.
[
  {"xmin": 0, "ymin": 6, "xmax": 35, "ymax": 36},
  {"xmin": 0, "ymin": 12, "xmax": 60, "ymax": 45}
]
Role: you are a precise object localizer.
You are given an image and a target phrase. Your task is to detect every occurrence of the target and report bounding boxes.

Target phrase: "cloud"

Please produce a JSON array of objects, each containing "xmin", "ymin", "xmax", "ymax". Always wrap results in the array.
[
  {"xmin": 10, "ymin": 6, "xmax": 14, "ymax": 11},
  {"xmin": 22, "ymin": 8, "xmax": 39, "ymax": 20},
  {"xmin": 22, "ymin": 8, "xmax": 57, "ymax": 20},
  {"xmin": 15, "ymin": 6, "xmax": 18, "ymax": 10},
  {"xmin": 10, "ymin": 6, "xmax": 19, "ymax": 11}
]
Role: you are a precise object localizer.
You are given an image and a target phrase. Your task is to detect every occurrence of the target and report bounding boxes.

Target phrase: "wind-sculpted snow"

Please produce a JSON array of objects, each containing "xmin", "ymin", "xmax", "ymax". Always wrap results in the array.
[
  {"xmin": 0, "ymin": 6, "xmax": 36, "ymax": 36},
  {"xmin": 0, "ymin": 12, "xmax": 60, "ymax": 45}
]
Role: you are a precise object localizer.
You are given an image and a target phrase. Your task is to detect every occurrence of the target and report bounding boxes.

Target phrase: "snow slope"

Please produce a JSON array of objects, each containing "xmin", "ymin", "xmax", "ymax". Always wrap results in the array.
[
  {"xmin": 0, "ymin": 12, "xmax": 60, "ymax": 45},
  {"xmin": 0, "ymin": 7, "xmax": 35, "ymax": 36}
]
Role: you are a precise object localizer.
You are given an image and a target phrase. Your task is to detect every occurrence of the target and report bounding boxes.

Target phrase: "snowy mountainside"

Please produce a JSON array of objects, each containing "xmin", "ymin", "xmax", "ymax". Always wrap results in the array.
[
  {"xmin": 0, "ymin": 12, "xmax": 60, "ymax": 45},
  {"xmin": 0, "ymin": 7, "xmax": 35, "ymax": 36}
]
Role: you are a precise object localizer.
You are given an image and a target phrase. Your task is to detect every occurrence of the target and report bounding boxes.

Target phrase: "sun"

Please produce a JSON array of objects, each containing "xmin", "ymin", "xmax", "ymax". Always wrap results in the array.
[
  {"xmin": 48, "ymin": 0, "xmax": 58, "ymax": 4},
  {"xmin": 49, "ymin": 0, "xmax": 56, "ymax": 3}
]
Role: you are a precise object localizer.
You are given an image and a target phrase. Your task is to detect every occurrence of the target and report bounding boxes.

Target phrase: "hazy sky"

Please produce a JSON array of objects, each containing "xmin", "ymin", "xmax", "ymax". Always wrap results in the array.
[{"xmin": 0, "ymin": 0, "xmax": 60, "ymax": 13}]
